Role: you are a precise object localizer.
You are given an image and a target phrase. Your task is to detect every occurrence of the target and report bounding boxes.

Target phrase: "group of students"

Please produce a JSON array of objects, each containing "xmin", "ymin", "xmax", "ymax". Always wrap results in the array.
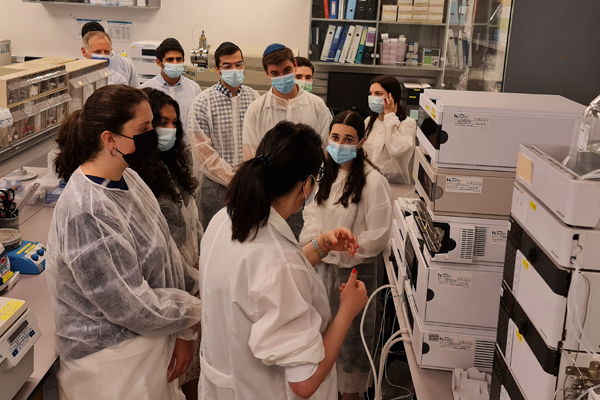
[{"xmin": 46, "ymin": 23, "xmax": 418, "ymax": 400}]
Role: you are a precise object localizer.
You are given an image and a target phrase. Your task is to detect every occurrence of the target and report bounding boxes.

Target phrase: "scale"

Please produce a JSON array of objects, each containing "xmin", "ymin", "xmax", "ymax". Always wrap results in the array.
[
  {"xmin": 0, "ymin": 229, "xmax": 46, "ymax": 275},
  {"xmin": 0, "ymin": 297, "xmax": 42, "ymax": 399}
]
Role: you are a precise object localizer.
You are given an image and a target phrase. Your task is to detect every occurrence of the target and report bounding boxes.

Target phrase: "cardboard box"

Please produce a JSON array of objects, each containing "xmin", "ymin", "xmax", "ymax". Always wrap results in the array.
[
  {"xmin": 412, "ymin": 14, "xmax": 428, "ymax": 23},
  {"xmin": 397, "ymin": 12, "xmax": 413, "ymax": 22},
  {"xmin": 413, "ymin": 6, "xmax": 428, "ymax": 14},
  {"xmin": 413, "ymin": 0, "xmax": 429, "ymax": 4},
  {"xmin": 428, "ymin": 14, "xmax": 444, "ymax": 23},
  {"xmin": 428, "ymin": 0, "xmax": 444, "ymax": 5},
  {"xmin": 398, "ymin": 5, "xmax": 413, "ymax": 13},
  {"xmin": 429, "ymin": 6, "xmax": 444, "ymax": 14},
  {"xmin": 397, "ymin": 0, "xmax": 413, "ymax": 4},
  {"xmin": 383, "ymin": 4, "xmax": 398, "ymax": 11},
  {"xmin": 382, "ymin": 11, "xmax": 398, "ymax": 21}
]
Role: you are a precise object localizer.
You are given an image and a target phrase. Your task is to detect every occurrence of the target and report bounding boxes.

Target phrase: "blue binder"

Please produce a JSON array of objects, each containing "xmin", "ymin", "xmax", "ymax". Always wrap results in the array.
[
  {"xmin": 334, "ymin": 25, "xmax": 351, "ymax": 62},
  {"xmin": 346, "ymin": 0, "xmax": 357, "ymax": 19},
  {"xmin": 355, "ymin": 26, "xmax": 368, "ymax": 63},
  {"xmin": 330, "ymin": 0, "xmax": 338, "ymax": 19},
  {"xmin": 327, "ymin": 25, "xmax": 344, "ymax": 62}
]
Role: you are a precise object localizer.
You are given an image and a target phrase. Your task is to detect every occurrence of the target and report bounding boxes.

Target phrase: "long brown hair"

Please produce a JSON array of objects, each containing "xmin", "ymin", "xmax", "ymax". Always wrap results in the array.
[
  {"xmin": 317, "ymin": 110, "xmax": 377, "ymax": 208},
  {"xmin": 54, "ymin": 85, "xmax": 148, "ymax": 181},
  {"xmin": 365, "ymin": 75, "xmax": 407, "ymax": 138}
]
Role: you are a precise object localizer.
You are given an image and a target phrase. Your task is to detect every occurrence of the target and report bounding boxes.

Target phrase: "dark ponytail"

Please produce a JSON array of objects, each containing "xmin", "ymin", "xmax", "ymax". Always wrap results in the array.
[
  {"xmin": 365, "ymin": 75, "xmax": 407, "ymax": 138},
  {"xmin": 317, "ymin": 110, "xmax": 378, "ymax": 208},
  {"xmin": 54, "ymin": 85, "xmax": 148, "ymax": 181},
  {"xmin": 226, "ymin": 121, "xmax": 323, "ymax": 242}
]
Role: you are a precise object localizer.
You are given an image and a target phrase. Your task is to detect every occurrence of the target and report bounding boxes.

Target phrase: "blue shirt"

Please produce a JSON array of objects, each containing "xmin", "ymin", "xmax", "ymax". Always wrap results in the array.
[{"xmin": 141, "ymin": 74, "xmax": 201, "ymax": 127}]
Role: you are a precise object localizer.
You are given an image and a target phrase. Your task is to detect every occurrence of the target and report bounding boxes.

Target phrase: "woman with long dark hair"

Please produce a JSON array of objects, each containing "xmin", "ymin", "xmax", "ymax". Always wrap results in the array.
[
  {"xmin": 364, "ymin": 75, "xmax": 417, "ymax": 184},
  {"xmin": 300, "ymin": 110, "xmax": 393, "ymax": 400},
  {"xmin": 131, "ymin": 88, "xmax": 202, "ymax": 399},
  {"xmin": 199, "ymin": 120, "xmax": 368, "ymax": 400},
  {"xmin": 48, "ymin": 85, "xmax": 201, "ymax": 400}
]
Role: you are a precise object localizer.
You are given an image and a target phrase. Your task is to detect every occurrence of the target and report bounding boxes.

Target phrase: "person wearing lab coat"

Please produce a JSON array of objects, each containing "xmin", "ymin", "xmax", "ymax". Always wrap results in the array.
[
  {"xmin": 199, "ymin": 120, "xmax": 368, "ymax": 400},
  {"xmin": 363, "ymin": 75, "xmax": 417, "ymax": 184},
  {"xmin": 300, "ymin": 110, "xmax": 393, "ymax": 400},
  {"xmin": 242, "ymin": 43, "xmax": 332, "ymax": 239},
  {"xmin": 80, "ymin": 21, "xmax": 140, "ymax": 88},
  {"xmin": 47, "ymin": 85, "xmax": 201, "ymax": 400},
  {"xmin": 131, "ymin": 88, "xmax": 203, "ymax": 399},
  {"xmin": 81, "ymin": 31, "xmax": 129, "ymax": 86},
  {"xmin": 187, "ymin": 41, "xmax": 260, "ymax": 229}
]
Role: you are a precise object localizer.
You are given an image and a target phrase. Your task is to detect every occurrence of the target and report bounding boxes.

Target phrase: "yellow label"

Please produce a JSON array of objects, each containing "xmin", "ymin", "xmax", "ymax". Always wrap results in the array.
[
  {"xmin": 0, "ymin": 300, "xmax": 24, "ymax": 321},
  {"xmin": 2, "ymin": 270, "xmax": 14, "ymax": 284},
  {"xmin": 25, "ymin": 244, "xmax": 35, "ymax": 254},
  {"xmin": 522, "ymin": 258, "xmax": 529, "ymax": 270},
  {"xmin": 425, "ymin": 104, "xmax": 431, "ymax": 112},
  {"xmin": 17, "ymin": 243, "xmax": 34, "ymax": 255},
  {"xmin": 432, "ymin": 109, "xmax": 437, "ymax": 119},
  {"xmin": 516, "ymin": 329, "xmax": 523, "ymax": 343},
  {"xmin": 530, "ymin": 201, "xmax": 537, "ymax": 211},
  {"xmin": 78, "ymin": 81, "xmax": 83, "ymax": 86}
]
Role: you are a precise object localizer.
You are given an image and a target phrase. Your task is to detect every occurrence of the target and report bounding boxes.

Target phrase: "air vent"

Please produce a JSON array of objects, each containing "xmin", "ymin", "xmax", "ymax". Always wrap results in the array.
[
  {"xmin": 458, "ymin": 228, "xmax": 475, "ymax": 260},
  {"xmin": 474, "ymin": 340, "xmax": 495, "ymax": 370},
  {"xmin": 473, "ymin": 227, "xmax": 487, "ymax": 258}
]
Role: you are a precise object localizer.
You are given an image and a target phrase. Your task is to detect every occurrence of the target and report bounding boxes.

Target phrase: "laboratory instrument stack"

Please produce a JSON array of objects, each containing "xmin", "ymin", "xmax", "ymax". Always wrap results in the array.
[
  {"xmin": 491, "ymin": 142, "xmax": 600, "ymax": 400},
  {"xmin": 391, "ymin": 89, "xmax": 584, "ymax": 373}
]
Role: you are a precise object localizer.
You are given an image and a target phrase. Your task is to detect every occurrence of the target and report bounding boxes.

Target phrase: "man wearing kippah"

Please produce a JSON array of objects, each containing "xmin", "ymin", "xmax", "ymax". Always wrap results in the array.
[
  {"xmin": 242, "ymin": 43, "xmax": 332, "ymax": 239},
  {"xmin": 141, "ymin": 37, "xmax": 201, "ymax": 126},
  {"xmin": 80, "ymin": 21, "xmax": 139, "ymax": 88},
  {"xmin": 242, "ymin": 43, "xmax": 332, "ymax": 162},
  {"xmin": 187, "ymin": 42, "xmax": 260, "ymax": 228}
]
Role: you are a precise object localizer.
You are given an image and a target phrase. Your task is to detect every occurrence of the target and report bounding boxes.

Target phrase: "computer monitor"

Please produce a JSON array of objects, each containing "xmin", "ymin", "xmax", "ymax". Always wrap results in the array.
[{"xmin": 327, "ymin": 71, "xmax": 381, "ymax": 113}]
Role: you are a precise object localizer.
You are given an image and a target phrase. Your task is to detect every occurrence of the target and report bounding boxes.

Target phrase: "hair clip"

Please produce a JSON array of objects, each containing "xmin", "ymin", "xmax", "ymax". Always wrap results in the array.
[{"xmin": 257, "ymin": 154, "xmax": 272, "ymax": 168}]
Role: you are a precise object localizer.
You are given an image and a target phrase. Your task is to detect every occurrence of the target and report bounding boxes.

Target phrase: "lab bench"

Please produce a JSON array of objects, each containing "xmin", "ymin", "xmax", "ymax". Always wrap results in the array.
[{"xmin": 1, "ymin": 167, "xmax": 57, "ymax": 400}]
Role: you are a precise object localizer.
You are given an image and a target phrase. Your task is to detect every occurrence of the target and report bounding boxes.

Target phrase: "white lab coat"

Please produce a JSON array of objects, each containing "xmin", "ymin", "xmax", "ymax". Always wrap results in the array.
[
  {"xmin": 198, "ymin": 208, "xmax": 337, "ymax": 400},
  {"xmin": 363, "ymin": 115, "xmax": 417, "ymax": 184},
  {"xmin": 242, "ymin": 86, "xmax": 332, "ymax": 159},
  {"xmin": 300, "ymin": 166, "xmax": 393, "ymax": 394}
]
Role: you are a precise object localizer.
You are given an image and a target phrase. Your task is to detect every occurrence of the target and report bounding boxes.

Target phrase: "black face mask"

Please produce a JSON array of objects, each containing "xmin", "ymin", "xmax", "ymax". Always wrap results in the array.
[{"xmin": 115, "ymin": 129, "xmax": 158, "ymax": 168}]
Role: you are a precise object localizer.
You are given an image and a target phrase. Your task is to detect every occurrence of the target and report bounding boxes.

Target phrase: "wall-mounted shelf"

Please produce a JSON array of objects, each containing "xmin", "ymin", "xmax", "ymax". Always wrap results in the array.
[
  {"xmin": 22, "ymin": 0, "xmax": 160, "ymax": 9},
  {"xmin": 312, "ymin": 61, "xmax": 443, "ymax": 72}
]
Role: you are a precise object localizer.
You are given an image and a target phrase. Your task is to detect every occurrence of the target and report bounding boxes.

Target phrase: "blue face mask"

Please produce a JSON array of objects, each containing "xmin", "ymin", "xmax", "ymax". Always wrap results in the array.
[
  {"xmin": 326, "ymin": 140, "xmax": 358, "ymax": 165},
  {"xmin": 162, "ymin": 63, "xmax": 185, "ymax": 79},
  {"xmin": 221, "ymin": 69, "xmax": 245, "ymax": 88},
  {"xmin": 368, "ymin": 96, "xmax": 385, "ymax": 114},
  {"xmin": 270, "ymin": 73, "xmax": 296, "ymax": 94},
  {"xmin": 155, "ymin": 127, "xmax": 177, "ymax": 152},
  {"xmin": 91, "ymin": 54, "xmax": 111, "ymax": 67}
]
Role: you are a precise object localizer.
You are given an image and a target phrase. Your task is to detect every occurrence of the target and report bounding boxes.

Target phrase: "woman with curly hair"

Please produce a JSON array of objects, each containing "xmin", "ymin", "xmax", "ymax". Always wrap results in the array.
[{"xmin": 133, "ymin": 87, "xmax": 202, "ymax": 399}]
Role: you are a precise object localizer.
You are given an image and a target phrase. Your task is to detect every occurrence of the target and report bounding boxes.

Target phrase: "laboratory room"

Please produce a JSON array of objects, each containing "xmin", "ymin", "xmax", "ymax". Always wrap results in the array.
[{"xmin": 0, "ymin": 0, "xmax": 599, "ymax": 399}]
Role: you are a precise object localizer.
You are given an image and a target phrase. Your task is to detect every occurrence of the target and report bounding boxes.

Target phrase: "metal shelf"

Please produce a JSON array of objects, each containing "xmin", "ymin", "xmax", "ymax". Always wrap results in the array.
[
  {"xmin": 312, "ymin": 61, "xmax": 443, "ymax": 71},
  {"xmin": 22, "ymin": 0, "xmax": 160, "ymax": 9},
  {"xmin": 311, "ymin": 18, "xmax": 378, "ymax": 23},
  {"xmin": 379, "ymin": 22, "xmax": 446, "ymax": 26}
]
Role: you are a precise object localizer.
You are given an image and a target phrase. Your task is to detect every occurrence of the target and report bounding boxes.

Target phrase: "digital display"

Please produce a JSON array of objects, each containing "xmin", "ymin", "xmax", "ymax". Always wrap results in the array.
[
  {"xmin": 141, "ymin": 49, "xmax": 156, "ymax": 57},
  {"xmin": 9, "ymin": 321, "xmax": 28, "ymax": 344}
]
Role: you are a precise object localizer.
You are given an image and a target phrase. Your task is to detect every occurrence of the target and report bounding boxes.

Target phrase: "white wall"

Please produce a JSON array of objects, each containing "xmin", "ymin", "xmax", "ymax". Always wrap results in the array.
[{"xmin": 0, "ymin": 0, "xmax": 311, "ymax": 59}]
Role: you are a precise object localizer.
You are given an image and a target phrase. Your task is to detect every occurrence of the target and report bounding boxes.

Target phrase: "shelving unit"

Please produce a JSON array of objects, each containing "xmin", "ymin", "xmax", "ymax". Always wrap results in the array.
[
  {"xmin": 22, "ymin": 0, "xmax": 160, "ymax": 9},
  {"xmin": 308, "ymin": 0, "xmax": 513, "ymax": 104}
]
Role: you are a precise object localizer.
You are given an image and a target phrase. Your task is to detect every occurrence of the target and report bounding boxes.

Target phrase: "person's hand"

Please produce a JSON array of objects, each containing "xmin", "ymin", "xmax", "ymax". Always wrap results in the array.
[
  {"xmin": 319, "ymin": 228, "xmax": 359, "ymax": 257},
  {"xmin": 383, "ymin": 93, "xmax": 397, "ymax": 116},
  {"xmin": 338, "ymin": 269, "xmax": 368, "ymax": 319},
  {"xmin": 167, "ymin": 338, "xmax": 194, "ymax": 383}
]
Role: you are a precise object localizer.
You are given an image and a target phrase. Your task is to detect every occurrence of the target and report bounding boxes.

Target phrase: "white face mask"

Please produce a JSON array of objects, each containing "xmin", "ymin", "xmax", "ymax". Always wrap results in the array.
[{"xmin": 299, "ymin": 176, "xmax": 316, "ymax": 212}]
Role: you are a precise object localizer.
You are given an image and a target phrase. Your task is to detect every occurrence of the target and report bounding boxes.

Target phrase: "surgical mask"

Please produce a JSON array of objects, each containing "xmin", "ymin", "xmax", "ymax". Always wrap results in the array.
[
  {"xmin": 368, "ymin": 96, "xmax": 385, "ymax": 114},
  {"xmin": 326, "ymin": 139, "xmax": 357, "ymax": 165},
  {"xmin": 162, "ymin": 63, "xmax": 185, "ymax": 79},
  {"xmin": 115, "ymin": 129, "xmax": 158, "ymax": 168},
  {"xmin": 155, "ymin": 127, "xmax": 177, "ymax": 152},
  {"xmin": 91, "ymin": 53, "xmax": 111, "ymax": 67},
  {"xmin": 300, "ymin": 177, "xmax": 316, "ymax": 212},
  {"xmin": 221, "ymin": 69, "xmax": 245, "ymax": 88},
  {"xmin": 296, "ymin": 80, "xmax": 313, "ymax": 93},
  {"xmin": 270, "ymin": 73, "xmax": 296, "ymax": 94}
]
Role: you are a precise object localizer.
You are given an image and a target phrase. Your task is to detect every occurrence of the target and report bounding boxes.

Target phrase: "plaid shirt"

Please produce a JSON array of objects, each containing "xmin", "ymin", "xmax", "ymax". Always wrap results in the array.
[{"xmin": 188, "ymin": 81, "xmax": 259, "ymax": 166}]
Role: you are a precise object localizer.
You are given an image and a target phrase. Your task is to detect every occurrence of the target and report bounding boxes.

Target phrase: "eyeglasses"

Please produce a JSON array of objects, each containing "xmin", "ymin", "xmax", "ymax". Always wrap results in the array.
[
  {"xmin": 219, "ymin": 61, "xmax": 245, "ymax": 70},
  {"xmin": 305, "ymin": 167, "xmax": 325, "ymax": 184}
]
